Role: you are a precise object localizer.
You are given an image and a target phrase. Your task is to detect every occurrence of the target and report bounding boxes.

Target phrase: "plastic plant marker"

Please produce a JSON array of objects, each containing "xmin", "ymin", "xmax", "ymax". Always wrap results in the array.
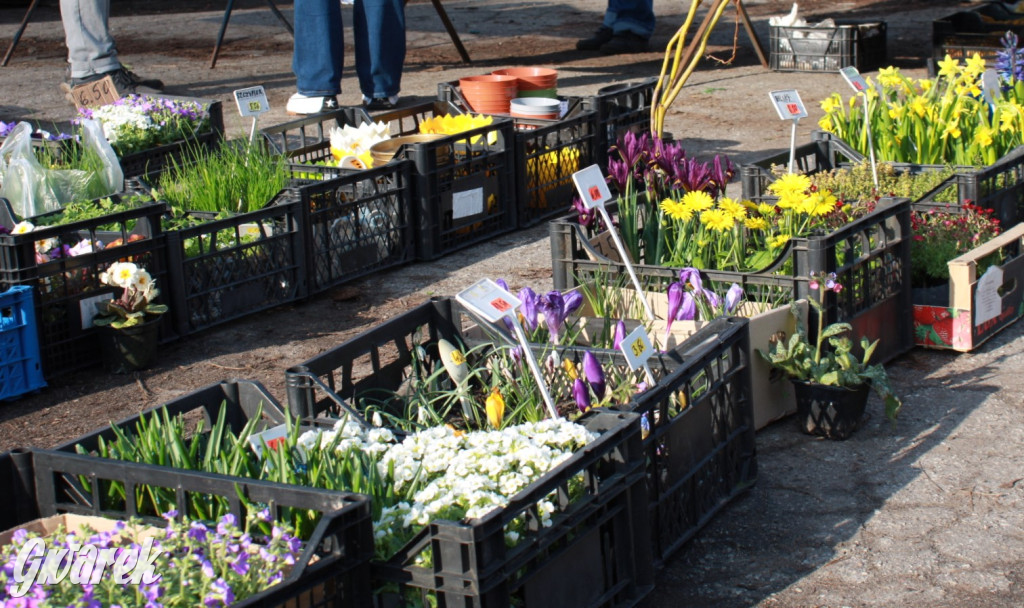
[
  {"xmin": 457, "ymin": 279, "xmax": 559, "ymax": 418},
  {"xmin": 768, "ymin": 90, "xmax": 807, "ymax": 174},
  {"xmin": 233, "ymin": 85, "xmax": 270, "ymax": 144},
  {"xmin": 572, "ymin": 164, "xmax": 655, "ymax": 321},
  {"xmin": 839, "ymin": 67, "xmax": 878, "ymax": 187},
  {"xmin": 619, "ymin": 324, "xmax": 657, "ymax": 386}
]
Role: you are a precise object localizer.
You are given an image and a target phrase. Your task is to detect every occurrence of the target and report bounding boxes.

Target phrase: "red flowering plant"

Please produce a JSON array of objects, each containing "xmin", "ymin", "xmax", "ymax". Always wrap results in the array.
[{"xmin": 910, "ymin": 202, "xmax": 1002, "ymax": 287}]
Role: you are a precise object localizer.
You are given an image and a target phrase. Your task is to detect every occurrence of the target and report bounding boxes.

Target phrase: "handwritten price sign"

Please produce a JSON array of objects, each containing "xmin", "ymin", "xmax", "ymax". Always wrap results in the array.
[
  {"xmin": 768, "ymin": 89, "xmax": 807, "ymax": 120},
  {"xmin": 67, "ymin": 75, "xmax": 120, "ymax": 109}
]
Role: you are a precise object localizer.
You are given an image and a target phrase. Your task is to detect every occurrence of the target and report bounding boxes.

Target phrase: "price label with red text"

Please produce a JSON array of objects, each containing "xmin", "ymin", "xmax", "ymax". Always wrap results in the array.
[
  {"xmin": 457, "ymin": 278, "xmax": 521, "ymax": 323},
  {"xmin": 248, "ymin": 425, "xmax": 292, "ymax": 460},
  {"xmin": 619, "ymin": 325, "xmax": 654, "ymax": 371},
  {"xmin": 67, "ymin": 75, "xmax": 121, "ymax": 109},
  {"xmin": 769, "ymin": 89, "xmax": 807, "ymax": 120},
  {"xmin": 840, "ymin": 66, "xmax": 869, "ymax": 94},
  {"xmin": 572, "ymin": 164, "xmax": 612, "ymax": 210}
]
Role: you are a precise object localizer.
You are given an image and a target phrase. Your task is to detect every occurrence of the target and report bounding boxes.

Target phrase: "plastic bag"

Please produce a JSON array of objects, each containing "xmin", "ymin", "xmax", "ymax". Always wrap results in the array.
[{"xmin": 0, "ymin": 119, "xmax": 124, "ymax": 219}]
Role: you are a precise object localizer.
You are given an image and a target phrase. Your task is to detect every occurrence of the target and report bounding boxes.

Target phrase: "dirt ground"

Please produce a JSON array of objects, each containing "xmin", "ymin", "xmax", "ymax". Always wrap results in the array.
[{"xmin": 4, "ymin": 0, "xmax": 1024, "ymax": 606}]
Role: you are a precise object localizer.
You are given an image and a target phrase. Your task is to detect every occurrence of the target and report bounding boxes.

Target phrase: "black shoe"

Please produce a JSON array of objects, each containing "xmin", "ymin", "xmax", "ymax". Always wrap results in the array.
[
  {"xmin": 576, "ymin": 26, "xmax": 613, "ymax": 51},
  {"xmin": 70, "ymin": 67, "xmax": 164, "ymax": 95},
  {"xmin": 364, "ymin": 96, "xmax": 399, "ymax": 112},
  {"xmin": 600, "ymin": 32, "xmax": 650, "ymax": 55}
]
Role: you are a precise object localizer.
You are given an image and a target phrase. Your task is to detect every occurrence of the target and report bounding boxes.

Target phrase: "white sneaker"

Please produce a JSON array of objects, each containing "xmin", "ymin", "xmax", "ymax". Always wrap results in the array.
[{"xmin": 286, "ymin": 93, "xmax": 340, "ymax": 116}]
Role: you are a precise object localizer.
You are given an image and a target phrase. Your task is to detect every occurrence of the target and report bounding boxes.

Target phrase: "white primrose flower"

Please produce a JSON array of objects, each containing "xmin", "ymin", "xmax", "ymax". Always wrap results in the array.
[{"xmin": 12, "ymin": 221, "xmax": 33, "ymax": 234}]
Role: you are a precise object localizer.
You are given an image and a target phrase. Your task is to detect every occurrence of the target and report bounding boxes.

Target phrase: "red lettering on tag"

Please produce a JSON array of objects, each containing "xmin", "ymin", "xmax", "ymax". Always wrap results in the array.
[
  {"xmin": 787, "ymin": 103, "xmax": 799, "ymax": 114},
  {"xmin": 266, "ymin": 437, "xmax": 286, "ymax": 451},
  {"xmin": 491, "ymin": 298, "xmax": 511, "ymax": 312},
  {"xmin": 589, "ymin": 185, "xmax": 601, "ymax": 201}
]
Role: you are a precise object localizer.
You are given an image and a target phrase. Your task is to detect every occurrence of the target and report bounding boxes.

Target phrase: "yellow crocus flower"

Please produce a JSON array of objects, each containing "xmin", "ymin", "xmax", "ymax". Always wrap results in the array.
[{"xmin": 485, "ymin": 388, "xmax": 505, "ymax": 429}]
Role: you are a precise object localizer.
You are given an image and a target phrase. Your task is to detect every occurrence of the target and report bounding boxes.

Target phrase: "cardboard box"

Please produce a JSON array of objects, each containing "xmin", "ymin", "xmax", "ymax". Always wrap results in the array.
[
  {"xmin": 0, "ymin": 513, "xmax": 159, "ymax": 546},
  {"xmin": 913, "ymin": 223, "xmax": 1024, "ymax": 352}
]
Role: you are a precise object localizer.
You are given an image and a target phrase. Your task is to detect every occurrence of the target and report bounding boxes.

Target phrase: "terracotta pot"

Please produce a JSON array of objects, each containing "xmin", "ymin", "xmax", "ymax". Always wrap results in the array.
[{"xmin": 493, "ymin": 67, "xmax": 558, "ymax": 90}]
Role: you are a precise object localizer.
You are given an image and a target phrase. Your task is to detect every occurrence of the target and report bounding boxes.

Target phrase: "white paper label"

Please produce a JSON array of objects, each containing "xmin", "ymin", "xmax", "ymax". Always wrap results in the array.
[
  {"xmin": 234, "ymin": 86, "xmax": 270, "ymax": 117},
  {"xmin": 769, "ymin": 89, "xmax": 807, "ymax": 120},
  {"xmin": 619, "ymin": 325, "xmax": 654, "ymax": 371},
  {"xmin": 452, "ymin": 187, "xmax": 484, "ymax": 219},
  {"xmin": 982, "ymin": 69, "xmax": 1000, "ymax": 106},
  {"xmin": 456, "ymin": 278, "xmax": 521, "ymax": 323},
  {"xmin": 80, "ymin": 292, "xmax": 114, "ymax": 330},
  {"xmin": 840, "ymin": 66, "xmax": 869, "ymax": 94},
  {"xmin": 572, "ymin": 164, "xmax": 612, "ymax": 209},
  {"xmin": 974, "ymin": 265, "xmax": 1004, "ymax": 326}
]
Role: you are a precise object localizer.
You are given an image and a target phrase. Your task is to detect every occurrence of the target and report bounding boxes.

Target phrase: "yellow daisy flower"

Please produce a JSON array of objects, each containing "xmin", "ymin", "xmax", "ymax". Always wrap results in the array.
[
  {"xmin": 767, "ymin": 172, "xmax": 811, "ymax": 198},
  {"xmin": 744, "ymin": 217, "xmax": 769, "ymax": 231},
  {"xmin": 700, "ymin": 209, "xmax": 734, "ymax": 232},
  {"xmin": 718, "ymin": 198, "xmax": 747, "ymax": 221},
  {"xmin": 681, "ymin": 190, "xmax": 714, "ymax": 212},
  {"xmin": 660, "ymin": 198, "xmax": 693, "ymax": 221}
]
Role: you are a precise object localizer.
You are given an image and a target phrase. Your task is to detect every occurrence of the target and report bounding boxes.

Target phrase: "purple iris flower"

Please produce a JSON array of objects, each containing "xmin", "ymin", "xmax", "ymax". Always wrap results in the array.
[
  {"xmin": 583, "ymin": 351, "xmax": 606, "ymax": 400},
  {"xmin": 606, "ymin": 157, "xmax": 631, "ymax": 192},
  {"xmin": 710, "ymin": 155, "xmax": 735, "ymax": 198},
  {"xmin": 679, "ymin": 267, "xmax": 702, "ymax": 292},
  {"xmin": 675, "ymin": 157, "xmax": 713, "ymax": 194},
  {"xmin": 677, "ymin": 292, "xmax": 697, "ymax": 321},
  {"xmin": 573, "ymin": 378, "xmax": 591, "ymax": 413},
  {"xmin": 650, "ymin": 137, "xmax": 686, "ymax": 177},
  {"xmin": 573, "ymin": 196, "xmax": 597, "ymax": 228},
  {"xmin": 613, "ymin": 130, "xmax": 650, "ymax": 173},
  {"xmin": 725, "ymin": 283, "xmax": 744, "ymax": 313},
  {"xmin": 540, "ymin": 291, "xmax": 567, "ymax": 342},
  {"xmin": 613, "ymin": 319, "xmax": 627, "ymax": 350},
  {"xmin": 519, "ymin": 287, "xmax": 539, "ymax": 331}
]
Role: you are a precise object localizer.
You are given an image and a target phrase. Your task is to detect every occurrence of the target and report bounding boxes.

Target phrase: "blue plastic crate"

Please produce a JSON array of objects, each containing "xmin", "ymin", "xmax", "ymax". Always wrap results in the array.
[{"xmin": 0, "ymin": 286, "xmax": 45, "ymax": 400}]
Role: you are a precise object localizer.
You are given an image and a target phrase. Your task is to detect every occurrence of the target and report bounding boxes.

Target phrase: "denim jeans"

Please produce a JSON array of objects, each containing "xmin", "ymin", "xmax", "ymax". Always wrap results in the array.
[
  {"xmin": 602, "ymin": 0, "xmax": 655, "ymax": 39},
  {"xmin": 60, "ymin": 0, "xmax": 121, "ymax": 78},
  {"xmin": 353, "ymin": 0, "xmax": 406, "ymax": 99},
  {"xmin": 292, "ymin": 0, "xmax": 345, "ymax": 96}
]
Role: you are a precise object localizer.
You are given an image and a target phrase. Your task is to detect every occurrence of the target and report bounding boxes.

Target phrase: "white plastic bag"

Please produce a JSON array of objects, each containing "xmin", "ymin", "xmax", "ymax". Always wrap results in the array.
[{"xmin": 0, "ymin": 119, "xmax": 124, "ymax": 218}]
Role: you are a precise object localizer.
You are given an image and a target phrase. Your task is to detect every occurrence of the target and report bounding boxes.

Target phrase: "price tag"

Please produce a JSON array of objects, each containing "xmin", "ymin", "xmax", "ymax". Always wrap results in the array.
[
  {"xmin": 79, "ymin": 291, "xmax": 116, "ymax": 330},
  {"xmin": 974, "ymin": 265, "xmax": 1004, "ymax": 325},
  {"xmin": 248, "ymin": 424, "xmax": 291, "ymax": 460},
  {"xmin": 456, "ymin": 278, "xmax": 522, "ymax": 323},
  {"xmin": 839, "ymin": 66, "xmax": 869, "ymax": 93},
  {"xmin": 982, "ymin": 69, "xmax": 1000, "ymax": 107},
  {"xmin": 619, "ymin": 325, "xmax": 654, "ymax": 371},
  {"xmin": 66, "ymin": 75, "xmax": 120, "ymax": 109},
  {"xmin": 453, "ymin": 187, "xmax": 484, "ymax": 219},
  {"xmin": 769, "ymin": 89, "xmax": 807, "ymax": 120},
  {"xmin": 572, "ymin": 164, "xmax": 612, "ymax": 209},
  {"xmin": 234, "ymin": 86, "xmax": 270, "ymax": 117}
]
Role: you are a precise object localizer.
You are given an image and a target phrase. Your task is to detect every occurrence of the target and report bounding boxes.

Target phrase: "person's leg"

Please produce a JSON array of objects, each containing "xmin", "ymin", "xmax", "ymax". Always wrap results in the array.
[
  {"xmin": 292, "ymin": 0, "xmax": 344, "ymax": 97},
  {"xmin": 353, "ymin": 0, "xmax": 405, "ymax": 105},
  {"xmin": 598, "ymin": 0, "xmax": 653, "ymax": 54},
  {"xmin": 60, "ymin": 0, "xmax": 120, "ymax": 79}
]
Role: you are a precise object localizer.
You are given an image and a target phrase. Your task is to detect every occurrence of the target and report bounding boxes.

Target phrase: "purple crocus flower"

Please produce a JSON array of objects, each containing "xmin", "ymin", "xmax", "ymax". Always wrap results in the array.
[
  {"xmin": 519, "ymin": 287, "xmax": 539, "ymax": 331},
  {"xmin": 582, "ymin": 351, "xmax": 606, "ymax": 400},
  {"xmin": 665, "ymin": 281, "xmax": 684, "ymax": 339},
  {"xmin": 0, "ymin": 121, "xmax": 15, "ymax": 137},
  {"xmin": 613, "ymin": 319, "xmax": 627, "ymax": 350},
  {"xmin": 725, "ymin": 283, "xmax": 744, "ymax": 313},
  {"xmin": 678, "ymin": 267, "xmax": 702, "ymax": 292},
  {"xmin": 677, "ymin": 292, "xmax": 697, "ymax": 321},
  {"xmin": 702, "ymin": 288, "xmax": 720, "ymax": 310},
  {"xmin": 540, "ymin": 290, "xmax": 567, "ymax": 343},
  {"xmin": 573, "ymin": 378, "xmax": 591, "ymax": 413},
  {"xmin": 563, "ymin": 290, "xmax": 583, "ymax": 316}
]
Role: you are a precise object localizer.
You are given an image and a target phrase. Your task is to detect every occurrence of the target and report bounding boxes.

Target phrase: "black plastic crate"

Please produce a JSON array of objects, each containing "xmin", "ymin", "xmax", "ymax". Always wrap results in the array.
[
  {"xmin": 164, "ymin": 194, "xmax": 307, "ymax": 337},
  {"xmin": 742, "ymin": 131, "xmax": 1024, "ymax": 229},
  {"xmin": 285, "ymin": 298, "xmax": 757, "ymax": 568},
  {"xmin": 581, "ymin": 78, "xmax": 657, "ymax": 172},
  {"xmin": 0, "ymin": 196, "xmax": 171, "ymax": 377},
  {"xmin": 117, "ymin": 97, "xmax": 226, "ymax": 179},
  {"xmin": 932, "ymin": 4, "xmax": 1021, "ymax": 68},
  {"xmin": 437, "ymin": 82, "xmax": 600, "ymax": 228},
  {"xmin": 769, "ymin": 20, "xmax": 887, "ymax": 73},
  {"xmin": 549, "ymin": 197, "xmax": 914, "ymax": 365},
  {"xmin": 283, "ymin": 161, "xmax": 417, "ymax": 296},
  {"xmin": 54, "ymin": 379, "xmax": 288, "ymax": 454},
  {"xmin": 0, "ymin": 447, "xmax": 374, "ymax": 608}
]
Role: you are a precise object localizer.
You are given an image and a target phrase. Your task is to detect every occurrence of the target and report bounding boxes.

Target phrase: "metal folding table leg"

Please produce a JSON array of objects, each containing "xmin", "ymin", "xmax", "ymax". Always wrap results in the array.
[
  {"xmin": 2, "ymin": 0, "xmax": 43, "ymax": 67},
  {"xmin": 210, "ymin": 0, "xmax": 294, "ymax": 68}
]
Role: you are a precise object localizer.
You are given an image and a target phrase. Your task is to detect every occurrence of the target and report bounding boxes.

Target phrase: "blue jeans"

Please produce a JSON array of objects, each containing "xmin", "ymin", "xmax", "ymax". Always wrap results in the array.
[
  {"xmin": 353, "ymin": 0, "xmax": 406, "ymax": 99},
  {"xmin": 60, "ymin": 0, "xmax": 121, "ymax": 78},
  {"xmin": 602, "ymin": 0, "xmax": 654, "ymax": 39},
  {"xmin": 292, "ymin": 0, "xmax": 344, "ymax": 96}
]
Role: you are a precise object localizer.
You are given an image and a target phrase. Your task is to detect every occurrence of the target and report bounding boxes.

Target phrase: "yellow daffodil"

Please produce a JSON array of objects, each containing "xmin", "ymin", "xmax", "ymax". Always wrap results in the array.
[
  {"xmin": 485, "ymin": 388, "xmax": 505, "ymax": 429},
  {"xmin": 937, "ymin": 54, "xmax": 960, "ymax": 79},
  {"xmin": 941, "ymin": 121, "xmax": 962, "ymax": 140},
  {"xmin": 909, "ymin": 96, "xmax": 928, "ymax": 118},
  {"xmin": 964, "ymin": 53, "xmax": 986, "ymax": 77},
  {"xmin": 974, "ymin": 126, "xmax": 995, "ymax": 147},
  {"xmin": 888, "ymin": 105, "xmax": 905, "ymax": 121},
  {"xmin": 876, "ymin": 66, "xmax": 903, "ymax": 89},
  {"xmin": 820, "ymin": 94, "xmax": 841, "ymax": 114}
]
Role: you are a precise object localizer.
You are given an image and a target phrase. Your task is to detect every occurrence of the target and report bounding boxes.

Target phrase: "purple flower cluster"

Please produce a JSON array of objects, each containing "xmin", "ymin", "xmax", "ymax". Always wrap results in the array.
[
  {"xmin": 996, "ymin": 31, "xmax": 1024, "ymax": 85},
  {"xmin": 605, "ymin": 131, "xmax": 734, "ymax": 201},
  {"xmin": 0, "ymin": 511, "xmax": 302, "ymax": 608},
  {"xmin": 664, "ymin": 267, "xmax": 744, "ymax": 339},
  {"xmin": 513, "ymin": 285, "xmax": 583, "ymax": 344}
]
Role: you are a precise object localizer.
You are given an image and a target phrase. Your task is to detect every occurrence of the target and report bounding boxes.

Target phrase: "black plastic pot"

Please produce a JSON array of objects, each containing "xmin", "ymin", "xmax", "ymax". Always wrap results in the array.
[
  {"xmin": 99, "ymin": 316, "xmax": 162, "ymax": 374},
  {"xmin": 791, "ymin": 380, "xmax": 870, "ymax": 440}
]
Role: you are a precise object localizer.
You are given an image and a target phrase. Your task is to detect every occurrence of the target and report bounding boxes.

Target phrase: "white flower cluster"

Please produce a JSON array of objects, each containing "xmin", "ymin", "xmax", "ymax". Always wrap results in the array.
[
  {"xmin": 99, "ymin": 261, "xmax": 153, "ymax": 294},
  {"xmin": 90, "ymin": 104, "xmax": 154, "ymax": 145},
  {"xmin": 328, "ymin": 122, "xmax": 390, "ymax": 168},
  {"xmin": 299, "ymin": 417, "xmax": 596, "ymax": 548}
]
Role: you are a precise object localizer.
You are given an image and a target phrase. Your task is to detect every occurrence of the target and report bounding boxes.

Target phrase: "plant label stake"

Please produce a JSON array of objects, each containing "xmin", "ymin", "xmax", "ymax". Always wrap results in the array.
[
  {"xmin": 571, "ymin": 164, "xmax": 656, "ymax": 321},
  {"xmin": 457, "ymin": 278, "xmax": 560, "ymax": 419},
  {"xmin": 839, "ymin": 67, "xmax": 878, "ymax": 188},
  {"xmin": 233, "ymin": 85, "xmax": 270, "ymax": 145},
  {"xmin": 768, "ymin": 90, "xmax": 807, "ymax": 174},
  {"xmin": 619, "ymin": 325, "xmax": 658, "ymax": 386},
  {"xmin": 982, "ymin": 68, "xmax": 1000, "ymax": 115}
]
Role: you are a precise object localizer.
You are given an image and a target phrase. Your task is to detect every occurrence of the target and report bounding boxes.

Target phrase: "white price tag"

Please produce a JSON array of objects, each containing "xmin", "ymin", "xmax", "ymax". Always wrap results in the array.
[
  {"xmin": 982, "ymin": 69, "xmax": 1000, "ymax": 107},
  {"xmin": 839, "ymin": 66, "xmax": 869, "ymax": 94},
  {"xmin": 234, "ymin": 86, "xmax": 270, "ymax": 117},
  {"xmin": 572, "ymin": 164, "xmax": 613, "ymax": 209},
  {"xmin": 453, "ymin": 187, "xmax": 484, "ymax": 219},
  {"xmin": 974, "ymin": 265, "xmax": 1004, "ymax": 326},
  {"xmin": 248, "ymin": 424, "xmax": 291, "ymax": 460},
  {"xmin": 79, "ymin": 291, "xmax": 115, "ymax": 330},
  {"xmin": 619, "ymin": 325, "xmax": 654, "ymax": 371},
  {"xmin": 456, "ymin": 278, "xmax": 521, "ymax": 323},
  {"xmin": 769, "ymin": 89, "xmax": 807, "ymax": 120}
]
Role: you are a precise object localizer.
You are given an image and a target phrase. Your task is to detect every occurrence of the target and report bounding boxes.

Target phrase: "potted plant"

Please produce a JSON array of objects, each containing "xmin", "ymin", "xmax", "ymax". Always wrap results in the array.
[
  {"xmin": 911, "ymin": 202, "xmax": 1002, "ymax": 301},
  {"xmin": 759, "ymin": 271, "xmax": 902, "ymax": 439},
  {"xmin": 93, "ymin": 261, "xmax": 169, "ymax": 373}
]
